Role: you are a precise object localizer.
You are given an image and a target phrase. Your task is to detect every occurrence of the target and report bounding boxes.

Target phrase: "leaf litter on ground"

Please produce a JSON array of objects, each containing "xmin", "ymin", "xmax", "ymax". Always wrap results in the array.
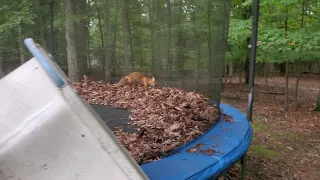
[{"xmin": 72, "ymin": 75, "xmax": 229, "ymax": 164}]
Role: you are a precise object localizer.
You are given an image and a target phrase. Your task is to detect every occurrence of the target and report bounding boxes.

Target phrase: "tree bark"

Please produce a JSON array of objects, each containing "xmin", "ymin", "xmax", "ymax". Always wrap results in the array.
[
  {"xmin": 207, "ymin": 0, "xmax": 213, "ymax": 93},
  {"xmin": 165, "ymin": 0, "xmax": 172, "ymax": 84},
  {"xmin": 295, "ymin": 0, "xmax": 305, "ymax": 109},
  {"xmin": 95, "ymin": 0, "xmax": 105, "ymax": 72},
  {"xmin": 104, "ymin": 0, "xmax": 111, "ymax": 80},
  {"xmin": 125, "ymin": 2, "xmax": 135, "ymax": 70},
  {"xmin": 149, "ymin": 0, "xmax": 156, "ymax": 75},
  {"xmin": 122, "ymin": 0, "xmax": 132, "ymax": 73},
  {"xmin": 110, "ymin": 0, "xmax": 119, "ymax": 77},
  {"xmin": 77, "ymin": 0, "xmax": 89, "ymax": 77},
  {"xmin": 65, "ymin": 0, "xmax": 80, "ymax": 82},
  {"xmin": 284, "ymin": 1, "xmax": 289, "ymax": 113},
  {"xmin": 155, "ymin": 0, "xmax": 162, "ymax": 72},
  {"xmin": 37, "ymin": 0, "xmax": 47, "ymax": 49},
  {"xmin": 18, "ymin": 29, "xmax": 25, "ymax": 65}
]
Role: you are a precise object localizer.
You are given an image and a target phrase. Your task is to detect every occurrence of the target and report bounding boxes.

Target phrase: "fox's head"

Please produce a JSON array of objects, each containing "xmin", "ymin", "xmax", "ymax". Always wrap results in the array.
[{"xmin": 149, "ymin": 77, "xmax": 156, "ymax": 87}]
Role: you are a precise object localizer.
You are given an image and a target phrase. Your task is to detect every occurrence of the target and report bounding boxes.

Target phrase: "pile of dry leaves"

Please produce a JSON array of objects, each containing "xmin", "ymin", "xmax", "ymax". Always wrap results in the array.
[{"xmin": 72, "ymin": 75, "xmax": 223, "ymax": 164}]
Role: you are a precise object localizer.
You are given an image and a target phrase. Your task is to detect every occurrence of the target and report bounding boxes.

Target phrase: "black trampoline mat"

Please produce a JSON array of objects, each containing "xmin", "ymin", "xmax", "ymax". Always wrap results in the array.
[{"xmin": 90, "ymin": 104, "xmax": 138, "ymax": 133}]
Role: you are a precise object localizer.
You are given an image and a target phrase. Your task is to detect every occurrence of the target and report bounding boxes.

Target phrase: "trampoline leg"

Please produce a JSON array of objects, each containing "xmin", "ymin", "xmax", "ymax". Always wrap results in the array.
[{"xmin": 241, "ymin": 154, "xmax": 247, "ymax": 180}]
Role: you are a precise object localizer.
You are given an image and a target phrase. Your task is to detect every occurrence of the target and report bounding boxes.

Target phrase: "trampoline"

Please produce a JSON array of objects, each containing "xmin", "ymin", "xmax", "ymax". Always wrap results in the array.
[{"xmin": 0, "ymin": 38, "xmax": 253, "ymax": 180}]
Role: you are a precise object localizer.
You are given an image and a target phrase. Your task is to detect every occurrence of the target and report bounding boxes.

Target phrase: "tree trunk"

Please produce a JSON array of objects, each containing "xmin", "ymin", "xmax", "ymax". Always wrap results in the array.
[
  {"xmin": 284, "ymin": 61, "xmax": 289, "ymax": 112},
  {"xmin": 104, "ymin": 0, "xmax": 111, "ymax": 80},
  {"xmin": 165, "ymin": 0, "xmax": 172, "ymax": 84},
  {"xmin": 77, "ymin": 0, "xmax": 89, "ymax": 77},
  {"xmin": 125, "ymin": 3, "xmax": 135, "ymax": 70},
  {"xmin": 37, "ymin": 0, "xmax": 47, "ymax": 49},
  {"xmin": 95, "ymin": 1, "xmax": 105, "ymax": 72},
  {"xmin": 122, "ymin": 0, "xmax": 132, "ymax": 73},
  {"xmin": 87, "ymin": 20, "xmax": 91, "ymax": 73},
  {"xmin": 149, "ymin": 0, "xmax": 156, "ymax": 75},
  {"xmin": 264, "ymin": 62, "xmax": 269, "ymax": 91},
  {"xmin": 195, "ymin": 32, "xmax": 201, "ymax": 82},
  {"xmin": 294, "ymin": 61, "xmax": 301, "ymax": 109},
  {"xmin": 18, "ymin": 30, "xmax": 25, "ymax": 65},
  {"xmin": 228, "ymin": 63, "xmax": 233, "ymax": 76},
  {"xmin": 284, "ymin": 1, "xmax": 289, "ymax": 113},
  {"xmin": 155, "ymin": 0, "xmax": 162, "ymax": 72},
  {"xmin": 110, "ymin": 0, "xmax": 119, "ymax": 77},
  {"xmin": 65, "ymin": 0, "xmax": 80, "ymax": 82},
  {"xmin": 207, "ymin": 0, "xmax": 213, "ymax": 93},
  {"xmin": 176, "ymin": 0, "xmax": 186, "ymax": 79}
]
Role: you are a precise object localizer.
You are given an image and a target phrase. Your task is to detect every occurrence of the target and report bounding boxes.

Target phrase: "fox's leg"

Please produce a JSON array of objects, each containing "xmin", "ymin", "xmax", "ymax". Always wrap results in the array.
[{"xmin": 143, "ymin": 80, "xmax": 148, "ymax": 87}]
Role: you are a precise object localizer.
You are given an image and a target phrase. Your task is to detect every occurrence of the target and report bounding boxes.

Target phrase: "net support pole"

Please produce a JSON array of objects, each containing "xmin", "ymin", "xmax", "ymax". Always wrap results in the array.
[{"xmin": 242, "ymin": 0, "xmax": 259, "ymax": 179}]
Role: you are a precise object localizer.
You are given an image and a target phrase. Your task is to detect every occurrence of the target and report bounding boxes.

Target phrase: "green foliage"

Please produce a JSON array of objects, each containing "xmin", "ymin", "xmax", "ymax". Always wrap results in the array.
[{"xmin": 229, "ymin": 0, "xmax": 320, "ymax": 65}]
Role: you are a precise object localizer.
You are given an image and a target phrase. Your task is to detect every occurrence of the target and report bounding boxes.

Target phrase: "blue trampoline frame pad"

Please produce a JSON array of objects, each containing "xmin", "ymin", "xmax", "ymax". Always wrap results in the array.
[{"xmin": 141, "ymin": 103, "xmax": 253, "ymax": 180}]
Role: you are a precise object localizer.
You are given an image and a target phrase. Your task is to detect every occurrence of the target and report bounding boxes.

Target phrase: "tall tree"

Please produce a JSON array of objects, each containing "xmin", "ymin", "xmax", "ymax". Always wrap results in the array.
[
  {"xmin": 284, "ymin": 0, "xmax": 289, "ymax": 113},
  {"xmin": 122, "ymin": 0, "xmax": 132, "ymax": 73},
  {"xmin": 65, "ymin": 0, "xmax": 80, "ymax": 82},
  {"xmin": 77, "ymin": 0, "xmax": 89, "ymax": 77},
  {"xmin": 148, "ymin": 0, "xmax": 156, "ymax": 75},
  {"xmin": 110, "ymin": 0, "xmax": 120, "ymax": 76},
  {"xmin": 104, "ymin": 0, "xmax": 111, "ymax": 80},
  {"xmin": 165, "ymin": 0, "xmax": 172, "ymax": 83},
  {"xmin": 18, "ymin": 28, "xmax": 25, "ymax": 64}
]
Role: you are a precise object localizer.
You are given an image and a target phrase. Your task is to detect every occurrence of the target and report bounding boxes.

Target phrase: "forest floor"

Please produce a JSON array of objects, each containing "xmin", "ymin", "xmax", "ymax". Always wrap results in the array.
[{"xmin": 222, "ymin": 74, "xmax": 320, "ymax": 180}]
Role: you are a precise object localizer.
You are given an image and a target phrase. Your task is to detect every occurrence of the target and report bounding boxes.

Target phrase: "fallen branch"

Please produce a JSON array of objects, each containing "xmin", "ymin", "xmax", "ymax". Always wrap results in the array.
[{"xmin": 261, "ymin": 91, "xmax": 285, "ymax": 95}]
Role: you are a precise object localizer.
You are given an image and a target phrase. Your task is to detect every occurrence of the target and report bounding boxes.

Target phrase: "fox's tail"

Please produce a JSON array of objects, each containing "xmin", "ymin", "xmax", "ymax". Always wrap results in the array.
[{"xmin": 113, "ymin": 76, "xmax": 127, "ymax": 87}]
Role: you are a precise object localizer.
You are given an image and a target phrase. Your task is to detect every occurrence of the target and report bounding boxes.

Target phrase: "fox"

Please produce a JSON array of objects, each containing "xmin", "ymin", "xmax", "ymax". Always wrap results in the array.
[{"xmin": 113, "ymin": 72, "xmax": 156, "ymax": 87}]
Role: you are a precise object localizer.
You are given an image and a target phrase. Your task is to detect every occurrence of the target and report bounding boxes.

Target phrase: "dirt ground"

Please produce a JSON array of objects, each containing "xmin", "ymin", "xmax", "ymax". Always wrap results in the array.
[{"xmin": 222, "ymin": 74, "xmax": 320, "ymax": 180}]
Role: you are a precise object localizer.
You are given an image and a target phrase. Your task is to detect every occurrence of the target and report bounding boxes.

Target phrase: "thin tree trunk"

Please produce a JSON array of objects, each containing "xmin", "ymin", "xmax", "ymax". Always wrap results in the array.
[
  {"xmin": 18, "ymin": 29, "xmax": 25, "ymax": 65},
  {"xmin": 294, "ymin": 61, "xmax": 301, "ymax": 109},
  {"xmin": 95, "ymin": 1, "xmax": 105, "ymax": 72},
  {"xmin": 207, "ymin": 0, "xmax": 213, "ymax": 92},
  {"xmin": 110, "ymin": 0, "xmax": 119, "ymax": 77},
  {"xmin": 264, "ymin": 62, "xmax": 269, "ymax": 91},
  {"xmin": 125, "ymin": 3, "xmax": 135, "ymax": 71},
  {"xmin": 87, "ymin": 21, "xmax": 91, "ymax": 72},
  {"xmin": 284, "ymin": 0, "xmax": 289, "ymax": 113},
  {"xmin": 195, "ymin": 33, "xmax": 201, "ymax": 82},
  {"xmin": 104, "ymin": 0, "xmax": 111, "ymax": 80},
  {"xmin": 78, "ymin": 0, "xmax": 89, "ymax": 76},
  {"xmin": 65, "ymin": 0, "xmax": 80, "ymax": 82},
  {"xmin": 295, "ymin": 0, "xmax": 305, "ymax": 109},
  {"xmin": 122, "ymin": 0, "xmax": 131, "ymax": 73},
  {"xmin": 37, "ymin": 0, "xmax": 46, "ymax": 49},
  {"xmin": 149, "ymin": 0, "xmax": 156, "ymax": 75},
  {"xmin": 155, "ymin": 0, "xmax": 162, "ymax": 72},
  {"xmin": 176, "ymin": 0, "xmax": 185, "ymax": 79},
  {"xmin": 165, "ymin": 0, "xmax": 172, "ymax": 85}
]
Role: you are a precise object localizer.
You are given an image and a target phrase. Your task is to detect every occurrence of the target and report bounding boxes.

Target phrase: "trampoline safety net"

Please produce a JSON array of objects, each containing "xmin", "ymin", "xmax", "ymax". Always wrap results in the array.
[{"xmin": 83, "ymin": 0, "xmax": 233, "ymax": 104}]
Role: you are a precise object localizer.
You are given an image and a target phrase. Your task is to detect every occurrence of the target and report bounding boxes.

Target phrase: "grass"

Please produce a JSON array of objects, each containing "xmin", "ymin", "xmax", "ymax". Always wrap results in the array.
[{"xmin": 250, "ymin": 145, "xmax": 277, "ymax": 159}]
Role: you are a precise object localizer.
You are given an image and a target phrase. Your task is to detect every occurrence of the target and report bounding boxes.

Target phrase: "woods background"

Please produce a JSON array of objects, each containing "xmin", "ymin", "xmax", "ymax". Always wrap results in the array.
[{"xmin": 0, "ymin": 0, "xmax": 319, "ymax": 110}]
